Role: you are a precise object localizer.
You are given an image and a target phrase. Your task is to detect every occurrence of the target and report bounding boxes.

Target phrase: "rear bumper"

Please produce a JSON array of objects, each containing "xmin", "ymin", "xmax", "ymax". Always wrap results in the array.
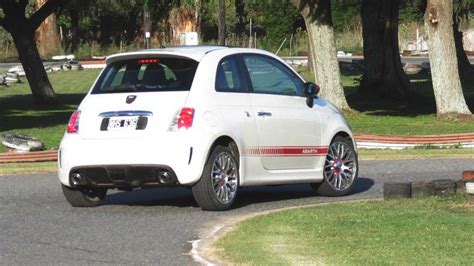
[
  {"xmin": 58, "ymin": 133, "xmax": 208, "ymax": 187},
  {"xmin": 68, "ymin": 165, "xmax": 179, "ymax": 189}
]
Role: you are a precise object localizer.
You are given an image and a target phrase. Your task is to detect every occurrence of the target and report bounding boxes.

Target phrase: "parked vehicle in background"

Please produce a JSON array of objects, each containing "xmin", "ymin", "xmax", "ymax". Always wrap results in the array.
[{"xmin": 58, "ymin": 46, "xmax": 358, "ymax": 211}]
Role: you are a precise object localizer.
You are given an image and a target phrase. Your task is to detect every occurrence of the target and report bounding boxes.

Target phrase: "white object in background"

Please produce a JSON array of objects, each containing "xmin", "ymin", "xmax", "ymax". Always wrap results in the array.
[
  {"xmin": 52, "ymin": 55, "xmax": 76, "ymax": 61},
  {"xmin": 466, "ymin": 182, "xmax": 474, "ymax": 194},
  {"xmin": 145, "ymin": 32, "xmax": 151, "ymax": 38},
  {"xmin": 180, "ymin": 32, "xmax": 199, "ymax": 46},
  {"xmin": 52, "ymin": 55, "xmax": 66, "ymax": 60}
]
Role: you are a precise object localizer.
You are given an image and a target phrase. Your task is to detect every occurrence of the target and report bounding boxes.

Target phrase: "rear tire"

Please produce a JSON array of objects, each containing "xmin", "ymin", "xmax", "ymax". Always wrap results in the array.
[
  {"xmin": 61, "ymin": 184, "xmax": 107, "ymax": 207},
  {"xmin": 192, "ymin": 145, "xmax": 239, "ymax": 211},
  {"xmin": 313, "ymin": 136, "xmax": 358, "ymax": 196}
]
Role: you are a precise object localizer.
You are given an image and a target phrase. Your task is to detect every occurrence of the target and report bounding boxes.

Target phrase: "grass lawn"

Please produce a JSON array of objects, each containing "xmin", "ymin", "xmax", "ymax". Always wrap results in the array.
[
  {"xmin": 0, "ymin": 69, "xmax": 101, "ymax": 152},
  {"xmin": 216, "ymin": 196, "xmax": 474, "ymax": 265},
  {"xmin": 358, "ymin": 147, "xmax": 474, "ymax": 160},
  {"xmin": 0, "ymin": 161, "xmax": 57, "ymax": 175}
]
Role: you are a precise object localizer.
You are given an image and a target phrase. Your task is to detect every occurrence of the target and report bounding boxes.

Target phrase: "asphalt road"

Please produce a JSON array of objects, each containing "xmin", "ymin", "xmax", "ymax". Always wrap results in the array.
[{"xmin": 0, "ymin": 159, "xmax": 472, "ymax": 265}]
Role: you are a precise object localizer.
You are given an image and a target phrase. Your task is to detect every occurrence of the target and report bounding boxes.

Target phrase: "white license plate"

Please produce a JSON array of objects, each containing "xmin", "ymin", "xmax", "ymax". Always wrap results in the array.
[{"xmin": 107, "ymin": 116, "xmax": 139, "ymax": 130}]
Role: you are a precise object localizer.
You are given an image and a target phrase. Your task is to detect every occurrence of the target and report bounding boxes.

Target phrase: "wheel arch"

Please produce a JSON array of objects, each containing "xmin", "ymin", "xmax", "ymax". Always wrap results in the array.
[
  {"xmin": 206, "ymin": 135, "xmax": 241, "ymax": 164},
  {"xmin": 330, "ymin": 131, "xmax": 357, "ymax": 151}
]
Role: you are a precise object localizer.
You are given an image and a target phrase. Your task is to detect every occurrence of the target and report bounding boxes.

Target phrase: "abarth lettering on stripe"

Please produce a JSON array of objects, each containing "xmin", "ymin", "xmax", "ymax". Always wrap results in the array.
[{"xmin": 245, "ymin": 146, "xmax": 328, "ymax": 157}]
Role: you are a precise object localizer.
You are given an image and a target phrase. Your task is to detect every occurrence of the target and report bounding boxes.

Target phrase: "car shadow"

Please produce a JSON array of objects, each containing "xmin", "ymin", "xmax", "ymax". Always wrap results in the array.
[
  {"xmin": 103, "ymin": 177, "xmax": 374, "ymax": 209},
  {"xmin": 232, "ymin": 177, "xmax": 374, "ymax": 209}
]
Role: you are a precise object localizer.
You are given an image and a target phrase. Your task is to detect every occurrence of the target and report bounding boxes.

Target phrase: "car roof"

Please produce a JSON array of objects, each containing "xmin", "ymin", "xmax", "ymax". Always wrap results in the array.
[{"xmin": 106, "ymin": 46, "xmax": 230, "ymax": 64}]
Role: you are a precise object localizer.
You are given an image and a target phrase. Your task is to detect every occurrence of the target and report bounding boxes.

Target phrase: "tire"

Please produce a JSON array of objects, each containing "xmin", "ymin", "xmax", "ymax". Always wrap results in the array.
[
  {"xmin": 312, "ymin": 136, "xmax": 358, "ymax": 196},
  {"xmin": 61, "ymin": 184, "xmax": 107, "ymax": 207},
  {"xmin": 192, "ymin": 145, "xmax": 239, "ymax": 211}
]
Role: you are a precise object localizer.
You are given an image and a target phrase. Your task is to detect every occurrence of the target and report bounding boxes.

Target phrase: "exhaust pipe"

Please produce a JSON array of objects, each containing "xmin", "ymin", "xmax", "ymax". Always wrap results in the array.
[
  {"xmin": 70, "ymin": 172, "xmax": 86, "ymax": 186},
  {"xmin": 157, "ymin": 171, "xmax": 173, "ymax": 184}
]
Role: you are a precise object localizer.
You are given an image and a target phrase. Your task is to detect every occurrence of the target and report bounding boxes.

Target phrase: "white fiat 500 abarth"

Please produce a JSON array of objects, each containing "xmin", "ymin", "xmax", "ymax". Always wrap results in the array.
[{"xmin": 58, "ymin": 46, "xmax": 358, "ymax": 211}]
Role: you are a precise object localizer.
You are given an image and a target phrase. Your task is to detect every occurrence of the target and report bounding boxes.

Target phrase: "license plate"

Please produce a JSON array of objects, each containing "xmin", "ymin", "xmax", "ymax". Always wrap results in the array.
[{"xmin": 107, "ymin": 116, "xmax": 139, "ymax": 130}]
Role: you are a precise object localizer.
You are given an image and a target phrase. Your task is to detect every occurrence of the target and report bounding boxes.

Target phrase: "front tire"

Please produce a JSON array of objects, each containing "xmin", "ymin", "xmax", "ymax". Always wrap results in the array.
[
  {"xmin": 61, "ymin": 185, "xmax": 107, "ymax": 207},
  {"xmin": 192, "ymin": 145, "xmax": 239, "ymax": 211},
  {"xmin": 313, "ymin": 136, "xmax": 358, "ymax": 196}
]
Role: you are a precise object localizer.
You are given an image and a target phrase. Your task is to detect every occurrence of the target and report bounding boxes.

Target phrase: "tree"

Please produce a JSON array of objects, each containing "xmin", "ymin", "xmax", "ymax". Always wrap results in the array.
[
  {"xmin": 0, "ymin": 0, "xmax": 60, "ymax": 105},
  {"xmin": 360, "ymin": 0, "xmax": 412, "ymax": 100},
  {"xmin": 169, "ymin": 3, "xmax": 199, "ymax": 45},
  {"xmin": 291, "ymin": 0, "xmax": 351, "ymax": 111},
  {"xmin": 35, "ymin": 0, "xmax": 61, "ymax": 56},
  {"xmin": 425, "ymin": 0, "xmax": 471, "ymax": 116},
  {"xmin": 218, "ymin": 0, "xmax": 225, "ymax": 45},
  {"xmin": 234, "ymin": 0, "xmax": 245, "ymax": 36}
]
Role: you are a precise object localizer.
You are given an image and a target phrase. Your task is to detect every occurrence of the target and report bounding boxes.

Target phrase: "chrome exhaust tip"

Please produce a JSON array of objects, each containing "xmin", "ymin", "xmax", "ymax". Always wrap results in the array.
[
  {"xmin": 158, "ymin": 171, "xmax": 173, "ymax": 184},
  {"xmin": 71, "ymin": 172, "xmax": 85, "ymax": 186}
]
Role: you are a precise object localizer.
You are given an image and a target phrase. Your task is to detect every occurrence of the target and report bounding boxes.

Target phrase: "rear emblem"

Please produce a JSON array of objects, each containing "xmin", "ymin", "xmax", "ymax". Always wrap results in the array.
[{"xmin": 126, "ymin": 95, "xmax": 137, "ymax": 104}]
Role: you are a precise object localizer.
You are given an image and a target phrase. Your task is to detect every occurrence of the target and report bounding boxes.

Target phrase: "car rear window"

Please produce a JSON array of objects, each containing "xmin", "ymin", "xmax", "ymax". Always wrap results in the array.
[{"xmin": 91, "ymin": 57, "xmax": 198, "ymax": 94}]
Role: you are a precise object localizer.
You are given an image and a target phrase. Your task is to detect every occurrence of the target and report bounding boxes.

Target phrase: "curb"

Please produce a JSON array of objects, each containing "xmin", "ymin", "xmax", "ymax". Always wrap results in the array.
[
  {"xmin": 0, "ymin": 150, "xmax": 57, "ymax": 163},
  {"xmin": 1, "ymin": 133, "xmax": 473, "ymax": 163}
]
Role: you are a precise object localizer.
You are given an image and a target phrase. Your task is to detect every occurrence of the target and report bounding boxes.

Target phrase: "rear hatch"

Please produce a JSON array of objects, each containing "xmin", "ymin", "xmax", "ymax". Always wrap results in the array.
[{"xmin": 78, "ymin": 56, "xmax": 198, "ymax": 139}]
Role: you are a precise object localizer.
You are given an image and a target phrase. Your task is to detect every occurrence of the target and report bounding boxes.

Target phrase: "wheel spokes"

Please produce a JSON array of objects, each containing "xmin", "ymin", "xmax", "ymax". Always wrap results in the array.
[
  {"xmin": 211, "ymin": 152, "xmax": 238, "ymax": 204},
  {"xmin": 323, "ymin": 141, "xmax": 357, "ymax": 192}
]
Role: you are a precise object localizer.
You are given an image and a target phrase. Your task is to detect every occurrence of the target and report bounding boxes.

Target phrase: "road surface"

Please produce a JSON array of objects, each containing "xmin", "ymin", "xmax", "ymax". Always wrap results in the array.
[{"xmin": 0, "ymin": 159, "xmax": 472, "ymax": 264}]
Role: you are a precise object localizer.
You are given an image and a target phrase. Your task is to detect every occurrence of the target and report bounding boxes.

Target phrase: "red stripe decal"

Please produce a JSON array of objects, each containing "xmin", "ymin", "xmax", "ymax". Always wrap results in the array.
[{"xmin": 245, "ymin": 146, "xmax": 328, "ymax": 157}]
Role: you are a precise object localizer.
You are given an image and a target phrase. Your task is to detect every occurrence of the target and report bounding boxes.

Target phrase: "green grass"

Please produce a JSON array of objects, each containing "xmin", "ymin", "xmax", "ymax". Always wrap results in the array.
[
  {"xmin": 347, "ymin": 113, "xmax": 474, "ymax": 135},
  {"xmin": 0, "ymin": 161, "xmax": 57, "ymax": 175},
  {"xmin": 358, "ymin": 148, "xmax": 474, "ymax": 160},
  {"xmin": 216, "ymin": 196, "xmax": 474, "ymax": 265},
  {"xmin": 0, "ymin": 70, "xmax": 101, "ymax": 152}
]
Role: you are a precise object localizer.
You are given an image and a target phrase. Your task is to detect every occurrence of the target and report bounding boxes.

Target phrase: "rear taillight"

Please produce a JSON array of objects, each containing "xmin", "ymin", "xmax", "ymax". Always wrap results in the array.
[
  {"xmin": 66, "ymin": 111, "xmax": 81, "ymax": 133},
  {"xmin": 169, "ymin": 108, "xmax": 194, "ymax": 131}
]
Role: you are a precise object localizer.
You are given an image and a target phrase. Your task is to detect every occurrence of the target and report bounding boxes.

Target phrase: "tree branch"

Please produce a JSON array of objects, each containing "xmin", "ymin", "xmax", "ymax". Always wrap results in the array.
[{"xmin": 29, "ymin": 0, "xmax": 60, "ymax": 30}]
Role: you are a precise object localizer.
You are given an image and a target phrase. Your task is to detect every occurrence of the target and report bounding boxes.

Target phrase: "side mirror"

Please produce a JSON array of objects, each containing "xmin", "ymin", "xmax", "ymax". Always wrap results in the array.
[{"xmin": 304, "ymin": 82, "xmax": 320, "ymax": 108}]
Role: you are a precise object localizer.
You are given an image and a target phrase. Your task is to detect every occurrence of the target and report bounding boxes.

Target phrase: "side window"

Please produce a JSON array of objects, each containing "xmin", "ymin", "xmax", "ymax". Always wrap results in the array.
[
  {"xmin": 243, "ymin": 55, "xmax": 303, "ymax": 96},
  {"xmin": 215, "ymin": 56, "xmax": 244, "ymax": 92}
]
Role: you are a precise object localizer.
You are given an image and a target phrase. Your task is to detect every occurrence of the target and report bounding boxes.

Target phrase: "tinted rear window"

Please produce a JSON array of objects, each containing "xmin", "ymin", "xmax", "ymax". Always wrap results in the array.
[{"xmin": 91, "ymin": 57, "xmax": 198, "ymax": 94}]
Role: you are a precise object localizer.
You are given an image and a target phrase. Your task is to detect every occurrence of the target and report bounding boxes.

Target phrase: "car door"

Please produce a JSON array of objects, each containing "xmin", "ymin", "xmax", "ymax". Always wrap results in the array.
[
  {"xmin": 241, "ymin": 54, "xmax": 323, "ymax": 171},
  {"xmin": 212, "ymin": 55, "xmax": 259, "ymax": 180}
]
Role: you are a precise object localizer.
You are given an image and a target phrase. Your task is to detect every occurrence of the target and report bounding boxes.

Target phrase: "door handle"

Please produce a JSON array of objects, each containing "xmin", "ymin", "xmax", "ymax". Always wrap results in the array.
[{"xmin": 257, "ymin": 111, "xmax": 272, "ymax": 117}]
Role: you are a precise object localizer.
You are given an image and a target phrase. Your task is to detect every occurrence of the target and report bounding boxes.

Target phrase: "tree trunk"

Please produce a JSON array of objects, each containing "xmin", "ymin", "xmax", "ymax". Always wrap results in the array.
[
  {"xmin": 292, "ymin": 0, "xmax": 350, "ymax": 111},
  {"xmin": 12, "ymin": 31, "xmax": 58, "ymax": 105},
  {"xmin": 143, "ymin": 6, "xmax": 151, "ymax": 48},
  {"xmin": 453, "ymin": 13, "xmax": 473, "ymax": 75},
  {"xmin": 168, "ymin": 6, "xmax": 198, "ymax": 45},
  {"xmin": 69, "ymin": 9, "xmax": 79, "ymax": 52},
  {"xmin": 235, "ymin": 0, "xmax": 245, "ymax": 36},
  {"xmin": 425, "ymin": 0, "xmax": 471, "ymax": 116},
  {"xmin": 195, "ymin": 0, "xmax": 202, "ymax": 37},
  {"xmin": 218, "ymin": 0, "xmax": 226, "ymax": 45},
  {"xmin": 35, "ymin": 0, "xmax": 61, "ymax": 57},
  {"xmin": 360, "ymin": 0, "xmax": 412, "ymax": 100}
]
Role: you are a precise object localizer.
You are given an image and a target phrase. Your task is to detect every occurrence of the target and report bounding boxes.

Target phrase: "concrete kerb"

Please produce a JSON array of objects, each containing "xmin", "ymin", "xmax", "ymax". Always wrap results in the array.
[{"xmin": 188, "ymin": 199, "xmax": 379, "ymax": 265}]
